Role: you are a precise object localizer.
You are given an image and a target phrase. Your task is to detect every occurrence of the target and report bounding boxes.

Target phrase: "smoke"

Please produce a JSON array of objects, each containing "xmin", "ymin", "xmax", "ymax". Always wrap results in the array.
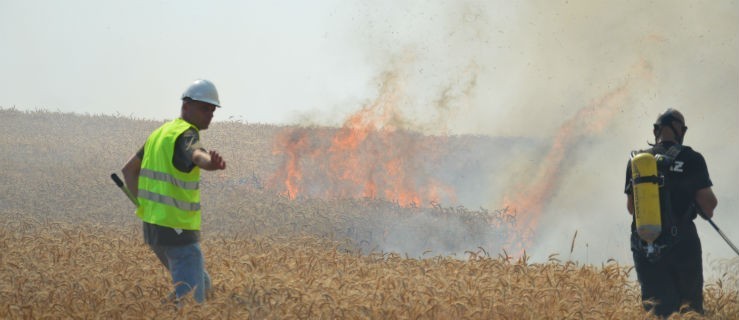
[
  {"xmin": 281, "ymin": 0, "xmax": 737, "ymax": 272},
  {"xmin": 369, "ymin": 208, "xmax": 516, "ymax": 258},
  {"xmin": 519, "ymin": 62, "xmax": 649, "ymax": 207},
  {"xmin": 487, "ymin": 1, "xmax": 739, "ymax": 272}
]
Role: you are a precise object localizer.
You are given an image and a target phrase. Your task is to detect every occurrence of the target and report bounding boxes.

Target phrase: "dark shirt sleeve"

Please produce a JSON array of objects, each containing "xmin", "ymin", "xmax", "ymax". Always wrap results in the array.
[
  {"xmin": 173, "ymin": 128, "xmax": 206, "ymax": 172},
  {"xmin": 136, "ymin": 145, "xmax": 144, "ymax": 159},
  {"xmin": 689, "ymin": 152, "xmax": 712, "ymax": 191},
  {"xmin": 624, "ymin": 159, "xmax": 633, "ymax": 195}
]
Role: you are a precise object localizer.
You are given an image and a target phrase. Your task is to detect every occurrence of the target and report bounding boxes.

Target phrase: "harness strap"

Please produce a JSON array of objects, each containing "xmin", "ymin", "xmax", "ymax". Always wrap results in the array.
[
  {"xmin": 664, "ymin": 145, "xmax": 682, "ymax": 159},
  {"xmin": 632, "ymin": 175, "xmax": 662, "ymax": 185}
]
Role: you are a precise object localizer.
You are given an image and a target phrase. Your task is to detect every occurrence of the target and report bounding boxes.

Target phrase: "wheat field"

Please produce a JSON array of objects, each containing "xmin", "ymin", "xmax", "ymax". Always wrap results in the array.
[{"xmin": 0, "ymin": 108, "xmax": 736, "ymax": 319}]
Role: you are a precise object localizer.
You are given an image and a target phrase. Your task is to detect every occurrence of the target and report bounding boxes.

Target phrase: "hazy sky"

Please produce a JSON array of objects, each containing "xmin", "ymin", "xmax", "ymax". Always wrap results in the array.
[
  {"xmin": 2, "ymin": 1, "xmax": 736, "ymax": 136},
  {"xmin": 1, "ymin": 0, "xmax": 373, "ymax": 124}
]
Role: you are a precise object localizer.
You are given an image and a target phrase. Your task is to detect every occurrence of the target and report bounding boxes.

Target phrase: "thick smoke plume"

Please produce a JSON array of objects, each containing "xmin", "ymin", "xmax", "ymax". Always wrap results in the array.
[{"xmin": 276, "ymin": 1, "xmax": 738, "ymax": 272}]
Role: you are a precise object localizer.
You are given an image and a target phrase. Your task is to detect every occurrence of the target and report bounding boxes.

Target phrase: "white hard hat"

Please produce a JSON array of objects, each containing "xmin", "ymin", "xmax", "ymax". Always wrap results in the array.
[{"xmin": 181, "ymin": 79, "xmax": 221, "ymax": 107}]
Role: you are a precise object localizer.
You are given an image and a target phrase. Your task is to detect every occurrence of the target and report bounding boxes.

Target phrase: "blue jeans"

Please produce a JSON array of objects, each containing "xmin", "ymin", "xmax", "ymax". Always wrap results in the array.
[{"xmin": 149, "ymin": 242, "xmax": 211, "ymax": 303}]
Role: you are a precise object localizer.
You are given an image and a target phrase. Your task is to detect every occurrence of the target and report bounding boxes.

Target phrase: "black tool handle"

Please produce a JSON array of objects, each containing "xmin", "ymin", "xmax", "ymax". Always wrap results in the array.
[
  {"xmin": 111, "ymin": 173, "xmax": 125, "ymax": 187},
  {"xmin": 111, "ymin": 173, "xmax": 140, "ymax": 207}
]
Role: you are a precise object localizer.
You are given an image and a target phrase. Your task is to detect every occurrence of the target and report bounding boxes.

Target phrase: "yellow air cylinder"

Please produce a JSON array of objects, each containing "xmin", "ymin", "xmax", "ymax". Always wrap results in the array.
[{"xmin": 631, "ymin": 153, "xmax": 662, "ymax": 243}]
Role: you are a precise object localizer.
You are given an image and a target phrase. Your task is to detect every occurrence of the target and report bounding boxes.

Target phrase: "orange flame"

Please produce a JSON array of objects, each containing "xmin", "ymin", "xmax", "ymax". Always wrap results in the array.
[
  {"xmin": 270, "ymin": 71, "xmax": 456, "ymax": 206},
  {"xmin": 503, "ymin": 59, "xmax": 654, "ymax": 251},
  {"xmin": 272, "ymin": 128, "xmax": 316, "ymax": 198}
]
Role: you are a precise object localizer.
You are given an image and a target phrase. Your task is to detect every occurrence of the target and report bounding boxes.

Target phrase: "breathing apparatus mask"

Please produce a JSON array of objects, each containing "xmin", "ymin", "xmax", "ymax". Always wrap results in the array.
[{"xmin": 653, "ymin": 109, "xmax": 687, "ymax": 144}]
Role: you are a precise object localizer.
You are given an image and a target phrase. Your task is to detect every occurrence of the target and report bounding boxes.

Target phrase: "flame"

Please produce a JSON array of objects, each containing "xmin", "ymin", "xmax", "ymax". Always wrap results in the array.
[
  {"xmin": 272, "ymin": 56, "xmax": 655, "ymax": 250},
  {"xmin": 503, "ymin": 59, "xmax": 654, "ymax": 251},
  {"xmin": 270, "ymin": 71, "xmax": 456, "ymax": 206},
  {"xmin": 272, "ymin": 128, "xmax": 316, "ymax": 198}
]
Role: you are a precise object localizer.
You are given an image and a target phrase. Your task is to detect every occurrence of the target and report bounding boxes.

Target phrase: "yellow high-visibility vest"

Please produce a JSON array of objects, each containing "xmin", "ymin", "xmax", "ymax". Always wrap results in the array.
[{"xmin": 136, "ymin": 118, "xmax": 201, "ymax": 230}]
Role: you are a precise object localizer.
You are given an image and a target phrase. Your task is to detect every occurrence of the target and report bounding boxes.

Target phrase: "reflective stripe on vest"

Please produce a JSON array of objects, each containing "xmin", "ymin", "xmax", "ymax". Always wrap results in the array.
[
  {"xmin": 140, "ymin": 168, "xmax": 200, "ymax": 190},
  {"xmin": 136, "ymin": 118, "xmax": 202, "ymax": 230},
  {"xmin": 139, "ymin": 190, "xmax": 201, "ymax": 211}
]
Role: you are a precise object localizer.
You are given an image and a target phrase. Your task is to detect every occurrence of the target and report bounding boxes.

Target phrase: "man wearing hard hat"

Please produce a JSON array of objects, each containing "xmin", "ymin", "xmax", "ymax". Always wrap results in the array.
[
  {"xmin": 624, "ymin": 108, "xmax": 717, "ymax": 317},
  {"xmin": 120, "ymin": 79, "xmax": 227, "ymax": 303}
]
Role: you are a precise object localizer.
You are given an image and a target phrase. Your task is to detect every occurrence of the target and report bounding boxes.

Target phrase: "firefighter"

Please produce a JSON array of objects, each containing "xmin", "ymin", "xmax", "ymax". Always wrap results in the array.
[
  {"xmin": 121, "ymin": 79, "xmax": 227, "ymax": 303},
  {"xmin": 624, "ymin": 108, "xmax": 717, "ymax": 317}
]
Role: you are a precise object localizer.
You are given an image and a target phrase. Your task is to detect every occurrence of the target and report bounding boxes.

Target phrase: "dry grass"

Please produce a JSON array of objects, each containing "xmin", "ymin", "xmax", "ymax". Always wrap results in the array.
[{"xmin": 0, "ymin": 109, "xmax": 736, "ymax": 319}]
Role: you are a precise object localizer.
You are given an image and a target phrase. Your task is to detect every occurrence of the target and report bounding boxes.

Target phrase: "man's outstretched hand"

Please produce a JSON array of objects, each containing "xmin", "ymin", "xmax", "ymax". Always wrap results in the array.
[{"xmin": 194, "ymin": 149, "xmax": 227, "ymax": 171}]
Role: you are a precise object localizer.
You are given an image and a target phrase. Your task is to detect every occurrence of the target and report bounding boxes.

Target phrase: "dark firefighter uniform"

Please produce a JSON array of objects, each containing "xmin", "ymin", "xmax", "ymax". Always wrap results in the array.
[{"xmin": 624, "ymin": 141, "xmax": 713, "ymax": 316}]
